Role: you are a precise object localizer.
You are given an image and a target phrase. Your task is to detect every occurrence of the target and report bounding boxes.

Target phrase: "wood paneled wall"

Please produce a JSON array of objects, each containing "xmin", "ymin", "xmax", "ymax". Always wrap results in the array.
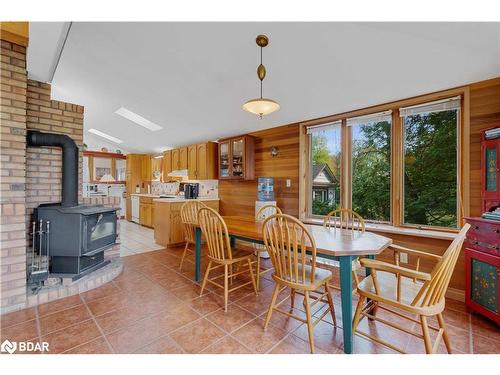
[{"xmin": 219, "ymin": 124, "xmax": 300, "ymax": 217}]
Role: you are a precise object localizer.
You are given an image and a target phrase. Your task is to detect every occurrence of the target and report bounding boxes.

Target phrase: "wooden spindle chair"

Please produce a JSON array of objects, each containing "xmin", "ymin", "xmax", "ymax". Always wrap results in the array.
[
  {"xmin": 198, "ymin": 207, "xmax": 258, "ymax": 312},
  {"xmin": 179, "ymin": 201, "xmax": 207, "ymax": 271},
  {"xmin": 323, "ymin": 208, "xmax": 366, "ymax": 285},
  {"xmin": 262, "ymin": 214, "xmax": 336, "ymax": 353},
  {"xmin": 352, "ymin": 223, "xmax": 471, "ymax": 354}
]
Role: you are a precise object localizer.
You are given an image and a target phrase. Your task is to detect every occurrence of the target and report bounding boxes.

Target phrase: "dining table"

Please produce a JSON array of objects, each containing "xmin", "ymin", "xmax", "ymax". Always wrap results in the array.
[{"xmin": 193, "ymin": 216, "xmax": 392, "ymax": 354}]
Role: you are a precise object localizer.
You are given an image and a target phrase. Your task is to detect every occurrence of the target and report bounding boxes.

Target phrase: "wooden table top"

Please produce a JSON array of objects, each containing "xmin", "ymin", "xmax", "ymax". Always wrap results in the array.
[{"xmin": 219, "ymin": 216, "xmax": 393, "ymax": 257}]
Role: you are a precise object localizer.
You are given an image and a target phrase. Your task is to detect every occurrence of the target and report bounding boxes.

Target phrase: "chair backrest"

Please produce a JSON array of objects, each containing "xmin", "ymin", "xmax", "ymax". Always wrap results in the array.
[
  {"xmin": 180, "ymin": 201, "xmax": 207, "ymax": 244},
  {"xmin": 255, "ymin": 204, "xmax": 282, "ymax": 222},
  {"xmin": 412, "ymin": 223, "xmax": 471, "ymax": 307},
  {"xmin": 263, "ymin": 214, "xmax": 317, "ymax": 287},
  {"xmin": 197, "ymin": 207, "xmax": 233, "ymax": 261},
  {"xmin": 323, "ymin": 208, "xmax": 365, "ymax": 233}
]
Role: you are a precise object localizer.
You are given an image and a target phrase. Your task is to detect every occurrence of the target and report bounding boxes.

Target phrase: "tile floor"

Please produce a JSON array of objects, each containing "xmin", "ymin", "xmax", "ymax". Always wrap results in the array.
[{"xmin": 1, "ymin": 220, "xmax": 499, "ymax": 354}]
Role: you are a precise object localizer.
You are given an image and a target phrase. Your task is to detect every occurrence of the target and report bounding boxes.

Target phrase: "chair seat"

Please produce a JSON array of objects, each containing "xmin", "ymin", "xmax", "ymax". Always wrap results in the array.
[
  {"xmin": 276, "ymin": 264, "xmax": 332, "ymax": 289},
  {"xmin": 357, "ymin": 271, "xmax": 423, "ymax": 306},
  {"xmin": 207, "ymin": 246, "xmax": 255, "ymax": 264}
]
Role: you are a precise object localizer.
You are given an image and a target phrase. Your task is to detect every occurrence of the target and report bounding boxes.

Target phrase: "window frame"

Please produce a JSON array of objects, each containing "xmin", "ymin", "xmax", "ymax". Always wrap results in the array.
[{"xmin": 299, "ymin": 86, "xmax": 470, "ymax": 234}]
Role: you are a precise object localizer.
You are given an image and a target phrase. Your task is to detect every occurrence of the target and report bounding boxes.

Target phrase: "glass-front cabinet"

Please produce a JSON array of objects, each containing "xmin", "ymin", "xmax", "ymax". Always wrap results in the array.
[
  {"xmin": 218, "ymin": 135, "xmax": 255, "ymax": 180},
  {"xmin": 219, "ymin": 141, "xmax": 230, "ymax": 178}
]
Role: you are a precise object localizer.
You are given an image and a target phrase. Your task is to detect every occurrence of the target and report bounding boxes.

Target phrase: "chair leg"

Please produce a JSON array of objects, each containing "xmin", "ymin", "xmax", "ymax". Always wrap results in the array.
[
  {"xmin": 352, "ymin": 295, "xmax": 366, "ymax": 332},
  {"xmin": 256, "ymin": 254, "xmax": 261, "ymax": 290},
  {"xmin": 303, "ymin": 291, "xmax": 315, "ymax": 354},
  {"xmin": 247, "ymin": 259, "xmax": 258, "ymax": 295},
  {"xmin": 437, "ymin": 313, "xmax": 452, "ymax": 354},
  {"xmin": 420, "ymin": 315, "xmax": 433, "ymax": 354},
  {"xmin": 264, "ymin": 284, "xmax": 280, "ymax": 331},
  {"xmin": 199, "ymin": 261, "xmax": 212, "ymax": 296},
  {"xmin": 179, "ymin": 242, "xmax": 190, "ymax": 271},
  {"xmin": 324, "ymin": 283, "xmax": 337, "ymax": 327},
  {"xmin": 290, "ymin": 289, "xmax": 296, "ymax": 309},
  {"xmin": 224, "ymin": 264, "xmax": 229, "ymax": 312}
]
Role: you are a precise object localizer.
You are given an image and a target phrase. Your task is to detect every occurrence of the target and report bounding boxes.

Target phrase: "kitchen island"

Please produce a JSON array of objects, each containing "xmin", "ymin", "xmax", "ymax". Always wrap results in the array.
[{"xmin": 153, "ymin": 197, "xmax": 219, "ymax": 247}]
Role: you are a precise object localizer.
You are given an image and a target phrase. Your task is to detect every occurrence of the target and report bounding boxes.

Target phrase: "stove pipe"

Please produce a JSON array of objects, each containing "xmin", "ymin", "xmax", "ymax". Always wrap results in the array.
[{"xmin": 27, "ymin": 130, "xmax": 79, "ymax": 207}]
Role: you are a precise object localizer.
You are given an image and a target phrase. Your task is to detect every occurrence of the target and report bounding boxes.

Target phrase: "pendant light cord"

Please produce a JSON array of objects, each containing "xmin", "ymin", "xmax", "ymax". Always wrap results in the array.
[{"xmin": 260, "ymin": 46, "xmax": 263, "ymax": 99}]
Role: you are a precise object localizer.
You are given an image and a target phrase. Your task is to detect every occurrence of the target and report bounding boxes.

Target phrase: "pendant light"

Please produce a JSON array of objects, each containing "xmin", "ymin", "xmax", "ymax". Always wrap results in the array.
[{"xmin": 242, "ymin": 34, "xmax": 280, "ymax": 119}]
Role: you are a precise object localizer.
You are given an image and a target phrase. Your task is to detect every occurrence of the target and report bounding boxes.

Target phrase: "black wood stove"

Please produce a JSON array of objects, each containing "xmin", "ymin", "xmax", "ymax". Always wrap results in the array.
[{"xmin": 28, "ymin": 130, "xmax": 117, "ymax": 280}]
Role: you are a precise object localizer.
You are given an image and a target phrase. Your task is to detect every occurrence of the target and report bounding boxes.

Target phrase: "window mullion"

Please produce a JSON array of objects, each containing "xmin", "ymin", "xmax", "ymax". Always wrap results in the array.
[
  {"xmin": 341, "ymin": 119, "xmax": 351, "ymax": 210},
  {"xmin": 392, "ymin": 111, "xmax": 403, "ymax": 227}
]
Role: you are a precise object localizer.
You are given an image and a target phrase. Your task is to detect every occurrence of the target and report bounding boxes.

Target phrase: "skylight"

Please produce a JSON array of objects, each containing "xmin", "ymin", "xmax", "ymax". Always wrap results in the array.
[
  {"xmin": 115, "ymin": 107, "xmax": 163, "ymax": 131},
  {"xmin": 88, "ymin": 128, "xmax": 123, "ymax": 144}
]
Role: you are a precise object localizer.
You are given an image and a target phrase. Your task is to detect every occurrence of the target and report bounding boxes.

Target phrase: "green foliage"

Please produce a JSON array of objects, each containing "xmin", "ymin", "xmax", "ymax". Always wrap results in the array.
[
  {"xmin": 352, "ymin": 121, "xmax": 391, "ymax": 221},
  {"xmin": 312, "ymin": 199, "xmax": 338, "ymax": 216},
  {"xmin": 310, "ymin": 111, "xmax": 458, "ymax": 228},
  {"xmin": 403, "ymin": 111, "xmax": 457, "ymax": 227}
]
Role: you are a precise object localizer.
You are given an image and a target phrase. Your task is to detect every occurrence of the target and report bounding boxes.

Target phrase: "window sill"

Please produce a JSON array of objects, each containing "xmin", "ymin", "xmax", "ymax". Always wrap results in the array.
[{"xmin": 303, "ymin": 217, "xmax": 457, "ymax": 241}]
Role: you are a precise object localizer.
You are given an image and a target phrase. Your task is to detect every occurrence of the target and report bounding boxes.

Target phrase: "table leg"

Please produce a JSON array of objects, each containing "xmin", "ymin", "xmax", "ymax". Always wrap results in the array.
[
  {"xmin": 339, "ymin": 256, "xmax": 354, "ymax": 354},
  {"xmin": 230, "ymin": 236, "xmax": 235, "ymax": 248},
  {"xmin": 195, "ymin": 227, "xmax": 202, "ymax": 283}
]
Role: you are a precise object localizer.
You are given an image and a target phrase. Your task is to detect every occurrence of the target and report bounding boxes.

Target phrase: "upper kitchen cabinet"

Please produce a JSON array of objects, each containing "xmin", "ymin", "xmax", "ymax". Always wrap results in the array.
[
  {"xmin": 218, "ymin": 135, "xmax": 255, "ymax": 180},
  {"xmin": 187, "ymin": 142, "xmax": 218, "ymax": 180},
  {"xmin": 171, "ymin": 147, "xmax": 188, "ymax": 170},
  {"xmin": 162, "ymin": 150, "xmax": 172, "ymax": 181},
  {"xmin": 151, "ymin": 156, "xmax": 162, "ymax": 181}
]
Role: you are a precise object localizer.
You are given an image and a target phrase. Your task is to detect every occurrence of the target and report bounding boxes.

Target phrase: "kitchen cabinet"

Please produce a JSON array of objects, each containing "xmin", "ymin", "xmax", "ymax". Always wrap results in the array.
[
  {"xmin": 171, "ymin": 147, "xmax": 188, "ymax": 170},
  {"xmin": 187, "ymin": 144, "xmax": 197, "ymax": 180},
  {"xmin": 162, "ymin": 150, "xmax": 172, "ymax": 181},
  {"xmin": 83, "ymin": 151, "xmax": 126, "ymax": 183},
  {"xmin": 154, "ymin": 199, "xmax": 219, "ymax": 246},
  {"xmin": 179, "ymin": 147, "xmax": 188, "ymax": 170},
  {"xmin": 187, "ymin": 142, "xmax": 218, "ymax": 180},
  {"xmin": 139, "ymin": 196, "xmax": 154, "ymax": 228},
  {"xmin": 125, "ymin": 154, "xmax": 150, "ymax": 220},
  {"xmin": 151, "ymin": 156, "xmax": 162, "ymax": 181},
  {"xmin": 218, "ymin": 135, "xmax": 255, "ymax": 180}
]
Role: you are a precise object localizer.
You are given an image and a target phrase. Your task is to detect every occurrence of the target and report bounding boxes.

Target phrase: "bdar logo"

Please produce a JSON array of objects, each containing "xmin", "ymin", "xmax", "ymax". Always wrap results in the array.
[{"xmin": 1, "ymin": 340, "xmax": 17, "ymax": 354}]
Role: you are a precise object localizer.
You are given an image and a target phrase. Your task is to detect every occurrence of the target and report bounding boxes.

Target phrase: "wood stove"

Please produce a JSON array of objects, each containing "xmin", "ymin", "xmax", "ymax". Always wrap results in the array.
[{"xmin": 27, "ymin": 130, "xmax": 118, "ymax": 280}]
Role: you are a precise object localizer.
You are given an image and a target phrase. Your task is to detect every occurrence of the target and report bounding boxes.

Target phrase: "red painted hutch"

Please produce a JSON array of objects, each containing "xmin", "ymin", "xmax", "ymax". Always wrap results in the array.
[{"xmin": 464, "ymin": 127, "xmax": 500, "ymax": 325}]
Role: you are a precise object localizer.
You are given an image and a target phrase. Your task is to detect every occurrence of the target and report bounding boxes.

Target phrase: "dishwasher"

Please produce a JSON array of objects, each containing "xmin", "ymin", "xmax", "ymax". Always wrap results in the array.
[{"xmin": 131, "ymin": 195, "xmax": 140, "ymax": 223}]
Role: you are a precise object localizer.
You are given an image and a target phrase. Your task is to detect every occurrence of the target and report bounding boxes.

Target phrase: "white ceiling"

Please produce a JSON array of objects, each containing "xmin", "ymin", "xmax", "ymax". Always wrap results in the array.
[{"xmin": 27, "ymin": 22, "xmax": 500, "ymax": 153}]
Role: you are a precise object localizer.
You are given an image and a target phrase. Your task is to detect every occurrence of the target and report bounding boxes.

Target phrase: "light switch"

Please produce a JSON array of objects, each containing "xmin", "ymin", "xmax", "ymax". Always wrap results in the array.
[{"xmin": 286, "ymin": 179, "xmax": 291, "ymax": 188}]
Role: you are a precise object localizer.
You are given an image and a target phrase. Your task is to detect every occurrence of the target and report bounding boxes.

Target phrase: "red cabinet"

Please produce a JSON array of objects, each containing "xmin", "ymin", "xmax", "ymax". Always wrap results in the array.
[
  {"xmin": 481, "ymin": 132, "xmax": 500, "ymax": 212},
  {"xmin": 465, "ymin": 217, "xmax": 500, "ymax": 325}
]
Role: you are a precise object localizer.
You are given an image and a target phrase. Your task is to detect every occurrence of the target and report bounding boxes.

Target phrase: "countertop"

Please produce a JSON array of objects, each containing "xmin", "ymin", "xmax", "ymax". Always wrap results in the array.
[
  {"xmin": 153, "ymin": 197, "xmax": 220, "ymax": 203},
  {"xmin": 130, "ymin": 193, "xmax": 160, "ymax": 198}
]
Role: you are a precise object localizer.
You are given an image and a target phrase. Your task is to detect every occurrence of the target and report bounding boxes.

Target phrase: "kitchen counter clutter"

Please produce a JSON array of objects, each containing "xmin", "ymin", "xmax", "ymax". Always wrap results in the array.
[{"xmin": 154, "ymin": 199, "xmax": 219, "ymax": 247}]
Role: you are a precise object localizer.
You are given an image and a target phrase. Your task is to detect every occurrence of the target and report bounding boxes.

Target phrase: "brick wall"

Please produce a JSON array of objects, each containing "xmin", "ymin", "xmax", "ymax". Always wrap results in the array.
[
  {"xmin": 1, "ymin": 38, "xmax": 85, "ymax": 313},
  {"xmin": 0, "ymin": 40, "xmax": 28, "ymax": 312},
  {"xmin": 25, "ymin": 80, "xmax": 84, "ymax": 222}
]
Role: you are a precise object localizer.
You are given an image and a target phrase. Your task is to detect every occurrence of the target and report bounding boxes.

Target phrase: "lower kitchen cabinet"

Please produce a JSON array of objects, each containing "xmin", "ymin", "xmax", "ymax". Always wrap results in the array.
[
  {"xmin": 139, "ymin": 196, "xmax": 154, "ymax": 228},
  {"xmin": 154, "ymin": 200, "xmax": 219, "ymax": 247}
]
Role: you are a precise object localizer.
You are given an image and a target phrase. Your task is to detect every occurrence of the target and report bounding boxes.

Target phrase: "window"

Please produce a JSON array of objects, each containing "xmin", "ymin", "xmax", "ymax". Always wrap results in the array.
[
  {"xmin": 349, "ymin": 112, "xmax": 392, "ymax": 222},
  {"xmin": 401, "ymin": 98, "xmax": 460, "ymax": 228},
  {"xmin": 308, "ymin": 122, "xmax": 342, "ymax": 216},
  {"xmin": 302, "ymin": 92, "xmax": 465, "ymax": 232}
]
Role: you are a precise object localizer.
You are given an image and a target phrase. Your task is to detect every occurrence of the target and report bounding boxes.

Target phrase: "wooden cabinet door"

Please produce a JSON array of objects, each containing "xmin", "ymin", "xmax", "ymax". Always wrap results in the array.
[
  {"xmin": 171, "ymin": 149, "xmax": 180, "ymax": 170},
  {"xmin": 162, "ymin": 150, "xmax": 172, "ymax": 181},
  {"xmin": 187, "ymin": 144, "xmax": 197, "ymax": 179},
  {"xmin": 179, "ymin": 147, "xmax": 188, "ymax": 170},
  {"xmin": 141, "ymin": 155, "xmax": 151, "ymax": 181},
  {"xmin": 196, "ymin": 143, "xmax": 207, "ymax": 179},
  {"xmin": 150, "ymin": 204, "xmax": 155, "ymax": 229},
  {"xmin": 139, "ymin": 203, "xmax": 145, "ymax": 225},
  {"xmin": 169, "ymin": 211, "xmax": 184, "ymax": 243},
  {"xmin": 218, "ymin": 141, "xmax": 231, "ymax": 179}
]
